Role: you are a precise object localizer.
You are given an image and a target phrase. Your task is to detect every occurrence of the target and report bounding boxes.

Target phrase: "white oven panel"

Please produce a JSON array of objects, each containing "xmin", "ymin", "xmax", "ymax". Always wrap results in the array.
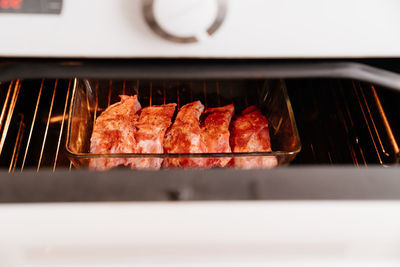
[
  {"xmin": 0, "ymin": 0, "xmax": 400, "ymax": 58},
  {"xmin": 1, "ymin": 202, "xmax": 400, "ymax": 266}
]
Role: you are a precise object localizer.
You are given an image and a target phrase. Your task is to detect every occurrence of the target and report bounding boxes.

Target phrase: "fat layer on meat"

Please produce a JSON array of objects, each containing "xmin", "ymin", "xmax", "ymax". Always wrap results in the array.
[
  {"xmin": 163, "ymin": 101, "xmax": 208, "ymax": 168},
  {"xmin": 201, "ymin": 104, "xmax": 234, "ymax": 167},
  {"xmin": 130, "ymin": 103, "xmax": 176, "ymax": 169},
  {"xmin": 230, "ymin": 106, "xmax": 277, "ymax": 169},
  {"xmin": 89, "ymin": 95, "xmax": 141, "ymax": 170}
]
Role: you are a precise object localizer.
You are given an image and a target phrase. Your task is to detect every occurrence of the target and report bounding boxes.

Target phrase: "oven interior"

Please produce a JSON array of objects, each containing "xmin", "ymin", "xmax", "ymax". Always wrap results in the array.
[{"xmin": 0, "ymin": 76, "xmax": 398, "ymax": 172}]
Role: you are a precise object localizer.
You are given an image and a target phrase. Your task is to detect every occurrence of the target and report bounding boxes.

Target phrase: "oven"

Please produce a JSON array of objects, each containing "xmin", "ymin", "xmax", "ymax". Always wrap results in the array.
[{"xmin": 1, "ymin": 0, "xmax": 400, "ymax": 266}]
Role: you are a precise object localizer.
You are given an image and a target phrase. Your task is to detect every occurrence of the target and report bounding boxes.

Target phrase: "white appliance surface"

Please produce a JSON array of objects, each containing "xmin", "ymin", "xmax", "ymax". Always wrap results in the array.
[
  {"xmin": 1, "ymin": 201, "xmax": 400, "ymax": 266},
  {"xmin": 0, "ymin": 0, "xmax": 400, "ymax": 58}
]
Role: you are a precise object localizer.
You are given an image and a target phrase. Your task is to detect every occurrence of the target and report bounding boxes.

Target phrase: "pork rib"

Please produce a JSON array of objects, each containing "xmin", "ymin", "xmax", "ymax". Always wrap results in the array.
[
  {"xmin": 89, "ymin": 95, "xmax": 141, "ymax": 170},
  {"xmin": 130, "ymin": 103, "xmax": 176, "ymax": 169},
  {"xmin": 201, "ymin": 104, "xmax": 235, "ymax": 167},
  {"xmin": 163, "ymin": 101, "xmax": 208, "ymax": 168},
  {"xmin": 230, "ymin": 106, "xmax": 277, "ymax": 169}
]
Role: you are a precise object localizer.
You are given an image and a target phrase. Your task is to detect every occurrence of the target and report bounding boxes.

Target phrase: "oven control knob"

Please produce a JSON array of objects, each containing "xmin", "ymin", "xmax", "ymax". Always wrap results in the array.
[{"xmin": 143, "ymin": 0, "xmax": 227, "ymax": 43}]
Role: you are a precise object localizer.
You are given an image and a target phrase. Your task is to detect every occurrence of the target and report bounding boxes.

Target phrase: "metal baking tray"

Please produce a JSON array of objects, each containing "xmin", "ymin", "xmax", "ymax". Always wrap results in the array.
[{"xmin": 65, "ymin": 78, "xmax": 301, "ymax": 169}]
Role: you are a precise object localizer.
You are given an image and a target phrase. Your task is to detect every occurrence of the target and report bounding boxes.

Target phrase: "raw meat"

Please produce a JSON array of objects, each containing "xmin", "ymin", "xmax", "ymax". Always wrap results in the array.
[
  {"xmin": 230, "ymin": 106, "xmax": 277, "ymax": 169},
  {"xmin": 89, "ymin": 95, "xmax": 141, "ymax": 170},
  {"xmin": 163, "ymin": 101, "xmax": 208, "ymax": 168},
  {"xmin": 201, "ymin": 104, "xmax": 235, "ymax": 167},
  {"xmin": 130, "ymin": 103, "xmax": 176, "ymax": 169}
]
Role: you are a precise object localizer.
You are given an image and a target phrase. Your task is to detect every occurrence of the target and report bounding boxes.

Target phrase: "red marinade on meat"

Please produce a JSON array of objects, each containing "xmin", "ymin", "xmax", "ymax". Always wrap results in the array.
[
  {"xmin": 201, "ymin": 104, "xmax": 235, "ymax": 167},
  {"xmin": 163, "ymin": 101, "xmax": 208, "ymax": 168},
  {"xmin": 130, "ymin": 103, "xmax": 176, "ymax": 169},
  {"xmin": 90, "ymin": 95, "xmax": 141, "ymax": 170},
  {"xmin": 90, "ymin": 96, "xmax": 277, "ymax": 170},
  {"xmin": 230, "ymin": 106, "xmax": 277, "ymax": 169}
]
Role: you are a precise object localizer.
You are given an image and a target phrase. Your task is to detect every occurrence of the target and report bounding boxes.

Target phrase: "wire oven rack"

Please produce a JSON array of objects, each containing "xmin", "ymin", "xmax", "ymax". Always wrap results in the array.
[
  {"xmin": 288, "ymin": 79, "xmax": 399, "ymax": 166},
  {"xmin": 0, "ymin": 78, "xmax": 398, "ymax": 172}
]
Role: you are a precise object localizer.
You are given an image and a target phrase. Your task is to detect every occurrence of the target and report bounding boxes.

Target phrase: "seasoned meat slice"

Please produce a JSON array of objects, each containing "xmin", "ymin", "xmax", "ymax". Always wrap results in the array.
[
  {"xmin": 163, "ymin": 101, "xmax": 208, "ymax": 168},
  {"xmin": 89, "ymin": 95, "xmax": 141, "ymax": 170},
  {"xmin": 201, "ymin": 104, "xmax": 235, "ymax": 167},
  {"xmin": 230, "ymin": 106, "xmax": 277, "ymax": 169},
  {"xmin": 130, "ymin": 103, "xmax": 177, "ymax": 169}
]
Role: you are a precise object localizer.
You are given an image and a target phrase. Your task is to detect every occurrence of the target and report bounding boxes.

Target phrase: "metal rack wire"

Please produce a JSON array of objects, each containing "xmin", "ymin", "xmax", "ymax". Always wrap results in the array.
[
  {"xmin": 0, "ymin": 79, "xmax": 73, "ymax": 172},
  {"xmin": 288, "ymin": 79, "xmax": 399, "ymax": 165},
  {"xmin": 95, "ymin": 79, "xmax": 254, "ymax": 114}
]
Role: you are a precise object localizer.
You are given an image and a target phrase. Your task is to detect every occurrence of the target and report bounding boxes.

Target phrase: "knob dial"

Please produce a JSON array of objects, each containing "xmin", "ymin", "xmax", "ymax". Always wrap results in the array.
[{"xmin": 143, "ymin": 0, "xmax": 227, "ymax": 43}]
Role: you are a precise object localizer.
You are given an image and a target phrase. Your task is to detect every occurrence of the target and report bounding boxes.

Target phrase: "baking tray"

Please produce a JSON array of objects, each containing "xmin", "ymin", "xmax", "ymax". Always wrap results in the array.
[{"xmin": 65, "ymin": 78, "xmax": 301, "ymax": 169}]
